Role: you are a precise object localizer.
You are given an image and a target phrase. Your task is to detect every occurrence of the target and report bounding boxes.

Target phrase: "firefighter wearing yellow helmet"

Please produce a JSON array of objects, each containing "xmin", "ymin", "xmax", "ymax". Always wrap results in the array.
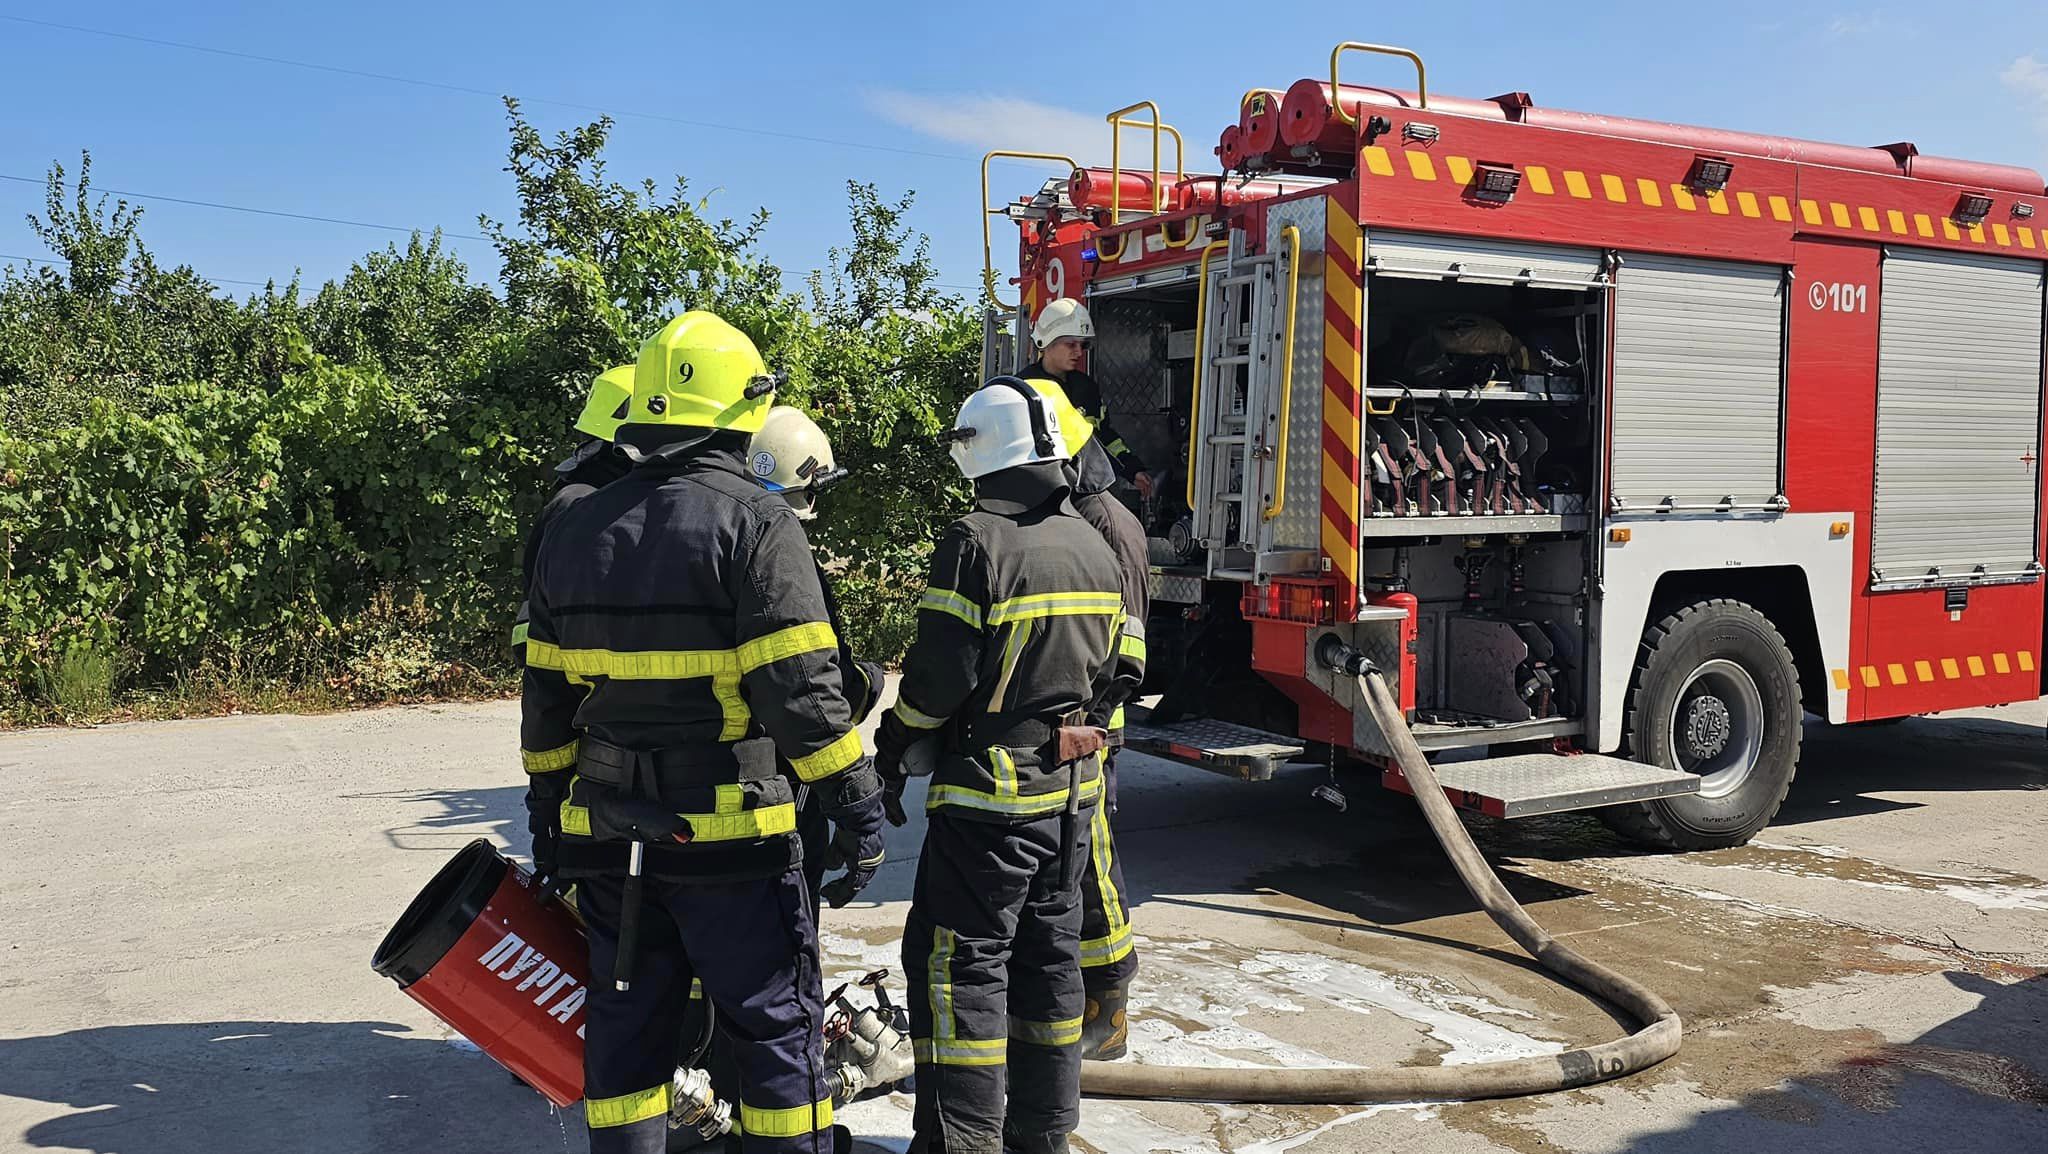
[
  {"xmin": 513, "ymin": 364, "xmax": 636, "ymax": 662},
  {"xmin": 523, "ymin": 312, "xmax": 882, "ymax": 1153},
  {"xmin": 1022, "ymin": 377, "xmax": 1147, "ymax": 1061},
  {"xmin": 1025, "ymin": 299, "xmax": 1154, "ymax": 498}
]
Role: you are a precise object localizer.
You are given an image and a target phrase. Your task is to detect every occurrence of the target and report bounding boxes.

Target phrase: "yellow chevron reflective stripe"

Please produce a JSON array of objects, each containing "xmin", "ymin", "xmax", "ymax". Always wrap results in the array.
[
  {"xmin": 521, "ymin": 740, "xmax": 578, "ymax": 774},
  {"xmin": 738, "ymin": 1098, "xmax": 834, "ymax": 1137},
  {"xmin": 789, "ymin": 729, "xmax": 864, "ymax": 782},
  {"xmin": 926, "ymin": 769, "xmax": 1103, "ymax": 816},
  {"xmin": 737, "ymin": 621, "xmax": 838, "ymax": 673},
  {"xmin": 1010, "ymin": 1015, "xmax": 1084, "ymax": 1047},
  {"xmin": 917, "ymin": 588, "xmax": 985, "ymax": 629},
  {"xmin": 585, "ymin": 1083, "xmax": 671, "ymax": 1128},
  {"xmin": 986, "ymin": 591, "xmax": 1124, "ymax": 625},
  {"xmin": 891, "ymin": 698, "xmax": 948, "ymax": 730}
]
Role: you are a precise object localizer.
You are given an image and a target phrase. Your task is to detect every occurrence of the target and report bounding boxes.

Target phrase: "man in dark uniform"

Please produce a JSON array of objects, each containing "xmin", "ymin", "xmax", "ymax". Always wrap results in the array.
[
  {"xmin": 1021, "ymin": 298, "xmax": 1153, "ymax": 498},
  {"xmin": 522, "ymin": 311, "xmax": 886, "ymax": 1154},
  {"xmin": 875, "ymin": 378, "xmax": 1128, "ymax": 1154},
  {"xmin": 1022, "ymin": 379, "xmax": 1149, "ymax": 1062},
  {"xmin": 516, "ymin": 364, "xmax": 635, "ymax": 889}
]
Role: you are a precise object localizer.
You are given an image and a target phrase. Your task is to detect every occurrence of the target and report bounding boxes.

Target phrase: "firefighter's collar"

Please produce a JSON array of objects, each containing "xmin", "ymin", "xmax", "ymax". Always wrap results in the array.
[{"xmin": 975, "ymin": 461, "xmax": 1074, "ymax": 516}]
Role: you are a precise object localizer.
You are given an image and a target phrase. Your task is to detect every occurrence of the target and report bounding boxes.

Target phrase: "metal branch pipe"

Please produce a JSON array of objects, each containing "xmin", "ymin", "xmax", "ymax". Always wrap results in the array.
[{"xmin": 1080, "ymin": 649, "xmax": 1682, "ymax": 1104}]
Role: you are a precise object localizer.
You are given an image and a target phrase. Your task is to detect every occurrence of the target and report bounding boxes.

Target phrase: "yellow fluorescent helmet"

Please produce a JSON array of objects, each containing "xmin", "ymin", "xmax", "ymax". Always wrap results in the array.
[
  {"xmin": 1024, "ymin": 378, "xmax": 1095, "ymax": 458},
  {"xmin": 573, "ymin": 364, "xmax": 635, "ymax": 441},
  {"xmin": 627, "ymin": 311, "xmax": 778, "ymax": 434}
]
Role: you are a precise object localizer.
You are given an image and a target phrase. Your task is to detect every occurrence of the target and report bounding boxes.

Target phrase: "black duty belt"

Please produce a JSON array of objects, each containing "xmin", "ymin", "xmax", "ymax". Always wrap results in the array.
[
  {"xmin": 576, "ymin": 735, "xmax": 777, "ymax": 791},
  {"xmin": 953, "ymin": 715, "xmax": 1057, "ymax": 754}
]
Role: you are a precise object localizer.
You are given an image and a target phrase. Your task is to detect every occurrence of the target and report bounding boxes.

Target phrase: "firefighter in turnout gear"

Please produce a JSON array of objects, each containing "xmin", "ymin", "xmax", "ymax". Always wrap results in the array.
[
  {"xmin": 875, "ymin": 378, "xmax": 1128, "ymax": 1154},
  {"xmin": 516, "ymin": 364, "xmax": 637, "ymax": 891},
  {"xmin": 1025, "ymin": 378, "xmax": 1148, "ymax": 1062},
  {"xmin": 747, "ymin": 404, "xmax": 888, "ymax": 910},
  {"xmin": 1024, "ymin": 299, "xmax": 1154, "ymax": 498},
  {"xmin": 522, "ymin": 312, "xmax": 885, "ymax": 1154}
]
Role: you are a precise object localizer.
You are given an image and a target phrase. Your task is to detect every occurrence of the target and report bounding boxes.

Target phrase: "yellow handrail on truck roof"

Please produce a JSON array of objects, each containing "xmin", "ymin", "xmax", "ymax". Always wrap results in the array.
[
  {"xmin": 1329, "ymin": 42, "xmax": 1429, "ymax": 122},
  {"xmin": 980, "ymin": 150, "xmax": 1080, "ymax": 312}
]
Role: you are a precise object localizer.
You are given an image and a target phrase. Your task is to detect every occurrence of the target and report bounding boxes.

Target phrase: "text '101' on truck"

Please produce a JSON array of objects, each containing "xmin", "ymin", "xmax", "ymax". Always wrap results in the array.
[{"xmin": 981, "ymin": 42, "xmax": 2047, "ymax": 850}]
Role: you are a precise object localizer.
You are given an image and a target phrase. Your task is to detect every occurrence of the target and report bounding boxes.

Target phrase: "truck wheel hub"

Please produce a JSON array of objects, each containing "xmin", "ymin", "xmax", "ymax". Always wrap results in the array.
[{"xmin": 1682, "ymin": 696, "xmax": 1732, "ymax": 759}]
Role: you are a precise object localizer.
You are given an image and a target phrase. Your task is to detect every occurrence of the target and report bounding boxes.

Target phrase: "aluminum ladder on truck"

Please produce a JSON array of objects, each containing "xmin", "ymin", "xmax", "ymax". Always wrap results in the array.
[{"xmin": 1187, "ymin": 234, "xmax": 1307, "ymax": 581}]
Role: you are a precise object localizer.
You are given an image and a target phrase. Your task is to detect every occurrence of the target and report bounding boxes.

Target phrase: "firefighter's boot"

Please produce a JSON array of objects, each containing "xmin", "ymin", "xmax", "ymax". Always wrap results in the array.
[{"xmin": 1079, "ymin": 981, "xmax": 1130, "ymax": 1061}]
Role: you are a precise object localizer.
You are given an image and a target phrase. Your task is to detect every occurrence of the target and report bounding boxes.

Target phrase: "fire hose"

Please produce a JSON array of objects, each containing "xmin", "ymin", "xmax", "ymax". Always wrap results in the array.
[{"xmin": 1078, "ymin": 646, "xmax": 1682, "ymax": 1104}]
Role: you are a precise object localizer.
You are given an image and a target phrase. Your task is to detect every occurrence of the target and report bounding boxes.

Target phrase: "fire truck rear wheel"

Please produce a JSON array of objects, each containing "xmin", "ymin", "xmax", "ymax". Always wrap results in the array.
[{"xmin": 1600, "ymin": 598, "xmax": 1803, "ymax": 852}]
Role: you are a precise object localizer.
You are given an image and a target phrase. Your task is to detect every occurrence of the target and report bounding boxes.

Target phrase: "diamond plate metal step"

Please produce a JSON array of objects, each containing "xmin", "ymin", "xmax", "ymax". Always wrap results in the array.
[
  {"xmin": 1382, "ymin": 753, "xmax": 1701, "ymax": 819},
  {"xmin": 1124, "ymin": 718, "xmax": 1307, "ymax": 782}
]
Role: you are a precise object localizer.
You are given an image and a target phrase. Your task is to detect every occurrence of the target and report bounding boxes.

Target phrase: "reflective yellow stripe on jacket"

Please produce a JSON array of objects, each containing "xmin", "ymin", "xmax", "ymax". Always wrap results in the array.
[
  {"xmin": 521, "ymin": 739, "xmax": 578, "ymax": 774},
  {"xmin": 737, "ymin": 1098, "xmax": 834, "ymax": 1138},
  {"xmin": 527, "ymin": 621, "xmax": 844, "ymax": 752},
  {"xmin": 926, "ymin": 763, "xmax": 1103, "ymax": 817}
]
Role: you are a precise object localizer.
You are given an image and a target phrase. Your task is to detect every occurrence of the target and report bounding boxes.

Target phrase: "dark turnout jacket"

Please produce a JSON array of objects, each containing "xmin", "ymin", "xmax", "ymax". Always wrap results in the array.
[
  {"xmin": 877, "ymin": 463, "xmax": 1129, "ymax": 822},
  {"xmin": 521, "ymin": 442, "xmax": 867, "ymax": 878},
  {"xmin": 1069, "ymin": 441, "xmax": 1149, "ymax": 734},
  {"xmin": 1022, "ymin": 359, "xmax": 1148, "ymax": 481}
]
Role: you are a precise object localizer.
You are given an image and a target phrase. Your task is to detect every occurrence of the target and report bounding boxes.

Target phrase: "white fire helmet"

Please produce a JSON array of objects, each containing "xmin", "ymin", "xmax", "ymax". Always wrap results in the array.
[
  {"xmin": 944, "ymin": 377, "xmax": 1071, "ymax": 480},
  {"xmin": 1031, "ymin": 298, "xmax": 1095, "ymax": 348},
  {"xmin": 748, "ymin": 405, "xmax": 846, "ymax": 520}
]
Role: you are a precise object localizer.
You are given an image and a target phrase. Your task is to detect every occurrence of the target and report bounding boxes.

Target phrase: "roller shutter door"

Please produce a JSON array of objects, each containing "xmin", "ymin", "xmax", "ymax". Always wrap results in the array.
[
  {"xmin": 1872, "ymin": 249, "xmax": 2044, "ymax": 585},
  {"xmin": 1611, "ymin": 255, "xmax": 1785, "ymax": 511},
  {"xmin": 1364, "ymin": 232, "xmax": 1606, "ymax": 287}
]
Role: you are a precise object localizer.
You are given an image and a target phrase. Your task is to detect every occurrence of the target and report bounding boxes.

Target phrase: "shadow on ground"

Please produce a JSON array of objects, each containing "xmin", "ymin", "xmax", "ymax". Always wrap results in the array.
[
  {"xmin": 0, "ymin": 1020, "xmax": 588, "ymax": 1153},
  {"xmin": 1610, "ymin": 970, "xmax": 2048, "ymax": 1153}
]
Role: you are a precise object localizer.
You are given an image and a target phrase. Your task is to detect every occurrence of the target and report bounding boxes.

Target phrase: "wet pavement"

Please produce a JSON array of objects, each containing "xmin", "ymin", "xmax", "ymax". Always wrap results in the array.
[{"xmin": 0, "ymin": 692, "xmax": 2041, "ymax": 1152}]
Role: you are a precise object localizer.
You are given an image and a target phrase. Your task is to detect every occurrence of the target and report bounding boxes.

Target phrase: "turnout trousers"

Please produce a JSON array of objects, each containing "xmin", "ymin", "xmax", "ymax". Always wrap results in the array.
[
  {"xmin": 580, "ymin": 868, "xmax": 833, "ymax": 1154},
  {"xmin": 1078, "ymin": 752, "xmax": 1137, "ymax": 992},
  {"xmin": 903, "ymin": 809, "xmax": 1090, "ymax": 1154}
]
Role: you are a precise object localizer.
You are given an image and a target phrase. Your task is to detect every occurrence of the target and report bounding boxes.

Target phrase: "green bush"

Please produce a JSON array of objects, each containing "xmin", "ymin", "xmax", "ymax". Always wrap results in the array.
[{"xmin": 0, "ymin": 102, "xmax": 977, "ymax": 719}]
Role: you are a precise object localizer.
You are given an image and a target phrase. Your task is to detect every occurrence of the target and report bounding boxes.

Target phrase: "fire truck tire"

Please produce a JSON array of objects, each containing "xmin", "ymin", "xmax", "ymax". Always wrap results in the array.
[{"xmin": 1600, "ymin": 598, "xmax": 1802, "ymax": 852}]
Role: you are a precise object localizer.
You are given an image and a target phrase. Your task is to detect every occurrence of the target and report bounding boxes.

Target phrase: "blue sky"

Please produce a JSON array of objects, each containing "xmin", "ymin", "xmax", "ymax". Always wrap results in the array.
[{"xmin": 3, "ymin": 2, "xmax": 2045, "ymax": 301}]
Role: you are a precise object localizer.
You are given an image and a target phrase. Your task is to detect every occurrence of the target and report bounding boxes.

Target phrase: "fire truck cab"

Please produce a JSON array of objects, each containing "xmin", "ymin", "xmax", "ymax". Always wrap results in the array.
[{"xmin": 982, "ymin": 45, "xmax": 2048, "ymax": 850}]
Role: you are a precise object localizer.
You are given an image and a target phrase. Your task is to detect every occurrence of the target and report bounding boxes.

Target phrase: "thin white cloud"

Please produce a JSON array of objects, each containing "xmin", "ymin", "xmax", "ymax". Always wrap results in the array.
[
  {"xmin": 865, "ymin": 89, "xmax": 1112, "ymax": 167},
  {"xmin": 2005, "ymin": 55, "xmax": 2048, "ymax": 127},
  {"xmin": 1826, "ymin": 11, "xmax": 1906, "ymax": 38}
]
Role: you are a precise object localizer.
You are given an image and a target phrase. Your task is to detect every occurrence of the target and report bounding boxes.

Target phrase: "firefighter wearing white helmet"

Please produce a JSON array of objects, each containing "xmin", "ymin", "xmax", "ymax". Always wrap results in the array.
[
  {"xmin": 748, "ymin": 405, "xmax": 886, "ymax": 913},
  {"xmin": 1026, "ymin": 299, "xmax": 1154, "ymax": 498},
  {"xmin": 877, "ymin": 377, "xmax": 1129, "ymax": 1154},
  {"xmin": 523, "ymin": 313, "xmax": 882, "ymax": 1154}
]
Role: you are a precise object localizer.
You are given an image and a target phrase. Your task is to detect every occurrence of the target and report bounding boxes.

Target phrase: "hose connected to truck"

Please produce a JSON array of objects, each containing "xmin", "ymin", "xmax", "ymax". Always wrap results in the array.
[{"xmin": 1078, "ymin": 639, "xmax": 1683, "ymax": 1104}]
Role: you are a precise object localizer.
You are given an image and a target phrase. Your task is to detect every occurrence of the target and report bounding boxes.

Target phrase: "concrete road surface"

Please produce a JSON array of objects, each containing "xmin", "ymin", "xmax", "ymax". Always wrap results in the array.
[{"xmin": 1, "ymin": 688, "xmax": 2042, "ymax": 1153}]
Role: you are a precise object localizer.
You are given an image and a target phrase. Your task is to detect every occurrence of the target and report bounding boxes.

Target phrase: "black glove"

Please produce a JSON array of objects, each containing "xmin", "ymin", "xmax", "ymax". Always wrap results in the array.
[
  {"xmin": 525, "ymin": 770, "xmax": 572, "ymax": 895},
  {"xmin": 818, "ymin": 764, "xmax": 886, "ymax": 908},
  {"xmin": 881, "ymin": 779, "xmax": 909, "ymax": 828},
  {"xmin": 851, "ymin": 660, "xmax": 888, "ymax": 723}
]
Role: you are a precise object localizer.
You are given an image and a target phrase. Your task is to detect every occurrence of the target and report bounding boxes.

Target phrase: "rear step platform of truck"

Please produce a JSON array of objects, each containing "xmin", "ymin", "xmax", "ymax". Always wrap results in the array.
[
  {"xmin": 1126, "ymin": 716, "xmax": 1701, "ymax": 815},
  {"xmin": 1382, "ymin": 754, "xmax": 1701, "ymax": 818},
  {"xmin": 1124, "ymin": 718, "xmax": 1307, "ymax": 782}
]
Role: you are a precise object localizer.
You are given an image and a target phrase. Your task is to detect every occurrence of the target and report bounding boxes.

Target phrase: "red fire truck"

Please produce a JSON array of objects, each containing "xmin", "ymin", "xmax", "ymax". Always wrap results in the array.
[{"xmin": 981, "ymin": 43, "xmax": 2047, "ymax": 850}]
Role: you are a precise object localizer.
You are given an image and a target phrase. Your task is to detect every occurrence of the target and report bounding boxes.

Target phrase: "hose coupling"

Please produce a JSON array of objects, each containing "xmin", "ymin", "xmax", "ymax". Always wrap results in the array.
[{"xmin": 1316, "ymin": 634, "xmax": 1378, "ymax": 677}]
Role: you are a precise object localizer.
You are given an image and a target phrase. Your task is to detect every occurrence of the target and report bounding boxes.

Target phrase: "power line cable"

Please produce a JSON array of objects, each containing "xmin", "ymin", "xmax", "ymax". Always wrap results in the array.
[
  {"xmin": 0, "ymin": 250, "xmax": 275, "ymax": 289},
  {"xmin": 0, "ymin": 172, "xmax": 490, "ymax": 241},
  {"xmin": 0, "ymin": 14, "xmax": 976, "ymax": 164}
]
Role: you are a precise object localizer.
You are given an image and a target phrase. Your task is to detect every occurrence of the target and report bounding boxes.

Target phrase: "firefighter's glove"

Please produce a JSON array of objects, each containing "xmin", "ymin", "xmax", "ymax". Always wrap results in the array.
[
  {"xmin": 586, "ymin": 793, "xmax": 694, "ymax": 845},
  {"xmin": 881, "ymin": 780, "xmax": 909, "ymax": 829},
  {"xmin": 525, "ymin": 770, "xmax": 573, "ymax": 884},
  {"xmin": 819, "ymin": 763, "xmax": 886, "ymax": 908}
]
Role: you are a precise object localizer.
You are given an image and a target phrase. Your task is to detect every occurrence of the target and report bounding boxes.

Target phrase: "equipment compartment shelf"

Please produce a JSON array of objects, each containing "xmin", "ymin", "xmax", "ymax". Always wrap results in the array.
[
  {"xmin": 1363, "ymin": 387, "xmax": 1585, "ymax": 405},
  {"xmin": 1360, "ymin": 513, "xmax": 1589, "ymax": 538}
]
